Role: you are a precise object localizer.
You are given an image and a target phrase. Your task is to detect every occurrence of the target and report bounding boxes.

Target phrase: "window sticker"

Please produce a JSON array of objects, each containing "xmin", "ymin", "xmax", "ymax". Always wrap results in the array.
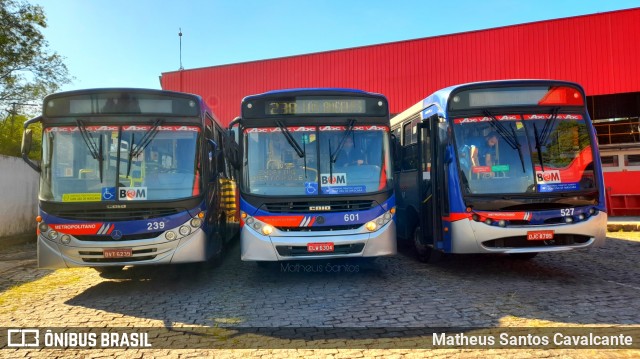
[
  {"xmin": 62, "ymin": 193, "xmax": 102, "ymax": 202},
  {"xmin": 118, "ymin": 187, "xmax": 148, "ymax": 200},
  {"xmin": 535, "ymin": 170, "xmax": 561, "ymax": 184},
  {"xmin": 320, "ymin": 173, "xmax": 347, "ymax": 186},
  {"xmin": 538, "ymin": 182, "xmax": 579, "ymax": 192},
  {"xmin": 321, "ymin": 186, "xmax": 366, "ymax": 194}
]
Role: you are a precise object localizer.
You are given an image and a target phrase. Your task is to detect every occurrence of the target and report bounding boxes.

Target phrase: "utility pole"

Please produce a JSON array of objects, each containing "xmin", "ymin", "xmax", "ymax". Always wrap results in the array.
[{"xmin": 179, "ymin": 28, "xmax": 184, "ymax": 70}]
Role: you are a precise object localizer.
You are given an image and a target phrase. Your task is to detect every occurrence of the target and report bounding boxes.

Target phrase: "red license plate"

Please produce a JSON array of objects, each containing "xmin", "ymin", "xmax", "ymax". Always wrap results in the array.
[
  {"xmin": 103, "ymin": 248, "xmax": 133, "ymax": 258},
  {"xmin": 527, "ymin": 230, "xmax": 554, "ymax": 241},
  {"xmin": 307, "ymin": 242, "xmax": 334, "ymax": 253}
]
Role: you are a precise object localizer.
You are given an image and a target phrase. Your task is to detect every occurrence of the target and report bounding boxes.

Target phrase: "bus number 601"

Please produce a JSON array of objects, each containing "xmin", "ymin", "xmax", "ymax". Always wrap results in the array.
[{"xmin": 344, "ymin": 214, "xmax": 359, "ymax": 222}]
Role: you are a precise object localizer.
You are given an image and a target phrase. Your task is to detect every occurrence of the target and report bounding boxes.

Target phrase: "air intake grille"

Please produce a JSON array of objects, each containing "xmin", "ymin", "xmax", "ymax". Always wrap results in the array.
[
  {"xmin": 55, "ymin": 208, "xmax": 182, "ymax": 221},
  {"xmin": 264, "ymin": 200, "xmax": 375, "ymax": 213}
]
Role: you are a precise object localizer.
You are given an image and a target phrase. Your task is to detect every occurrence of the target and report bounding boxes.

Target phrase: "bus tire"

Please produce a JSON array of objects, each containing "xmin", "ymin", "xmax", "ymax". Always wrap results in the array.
[
  {"xmin": 508, "ymin": 252, "xmax": 538, "ymax": 260},
  {"xmin": 413, "ymin": 226, "xmax": 442, "ymax": 263}
]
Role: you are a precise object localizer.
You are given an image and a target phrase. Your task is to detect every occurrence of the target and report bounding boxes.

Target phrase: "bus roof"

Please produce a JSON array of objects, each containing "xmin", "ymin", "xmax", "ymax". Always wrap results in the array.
[
  {"xmin": 391, "ymin": 79, "xmax": 585, "ymax": 127},
  {"xmin": 242, "ymin": 88, "xmax": 386, "ymax": 102},
  {"xmin": 44, "ymin": 87, "xmax": 203, "ymax": 102}
]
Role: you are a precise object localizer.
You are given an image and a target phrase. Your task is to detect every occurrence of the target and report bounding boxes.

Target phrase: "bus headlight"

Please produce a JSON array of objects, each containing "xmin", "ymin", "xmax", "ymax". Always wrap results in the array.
[
  {"xmin": 190, "ymin": 218, "xmax": 202, "ymax": 228},
  {"xmin": 262, "ymin": 225, "xmax": 274, "ymax": 236},
  {"xmin": 38, "ymin": 222, "xmax": 49, "ymax": 232},
  {"xmin": 179, "ymin": 225, "xmax": 191, "ymax": 236},
  {"xmin": 165, "ymin": 231, "xmax": 177, "ymax": 241},
  {"xmin": 60, "ymin": 234, "xmax": 71, "ymax": 244},
  {"xmin": 48, "ymin": 230, "xmax": 58, "ymax": 240},
  {"xmin": 365, "ymin": 207, "xmax": 395, "ymax": 232}
]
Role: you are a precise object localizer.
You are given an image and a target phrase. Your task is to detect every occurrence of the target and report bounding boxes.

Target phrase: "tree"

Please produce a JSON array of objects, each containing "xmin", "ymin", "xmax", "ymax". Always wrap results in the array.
[
  {"xmin": 0, "ymin": 0, "xmax": 71, "ymax": 110},
  {"xmin": 0, "ymin": 109, "xmax": 41, "ymax": 160}
]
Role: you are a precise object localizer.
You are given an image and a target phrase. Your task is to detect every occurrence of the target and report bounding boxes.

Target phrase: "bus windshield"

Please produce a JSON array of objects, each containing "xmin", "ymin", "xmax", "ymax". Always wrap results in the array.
[
  {"xmin": 244, "ymin": 125, "xmax": 391, "ymax": 196},
  {"xmin": 453, "ymin": 113, "xmax": 595, "ymax": 195},
  {"xmin": 41, "ymin": 125, "xmax": 200, "ymax": 202}
]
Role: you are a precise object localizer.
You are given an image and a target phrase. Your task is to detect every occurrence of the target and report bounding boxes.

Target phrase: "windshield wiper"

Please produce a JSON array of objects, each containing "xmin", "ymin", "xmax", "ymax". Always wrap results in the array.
[
  {"xmin": 76, "ymin": 119, "xmax": 104, "ymax": 182},
  {"xmin": 531, "ymin": 108, "xmax": 560, "ymax": 172},
  {"xmin": 275, "ymin": 120, "xmax": 305, "ymax": 158},
  {"xmin": 126, "ymin": 119, "xmax": 163, "ymax": 177},
  {"xmin": 483, "ymin": 110, "xmax": 525, "ymax": 172},
  {"xmin": 329, "ymin": 119, "xmax": 357, "ymax": 183},
  {"xmin": 532, "ymin": 122, "xmax": 545, "ymax": 172}
]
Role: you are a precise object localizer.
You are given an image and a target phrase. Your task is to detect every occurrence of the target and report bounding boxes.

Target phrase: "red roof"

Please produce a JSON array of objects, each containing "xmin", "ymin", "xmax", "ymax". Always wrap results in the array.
[{"xmin": 161, "ymin": 8, "xmax": 640, "ymax": 125}]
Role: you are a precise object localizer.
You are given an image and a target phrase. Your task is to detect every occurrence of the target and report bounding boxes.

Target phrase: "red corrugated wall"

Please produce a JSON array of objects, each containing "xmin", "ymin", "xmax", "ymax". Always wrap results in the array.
[{"xmin": 161, "ymin": 8, "xmax": 640, "ymax": 126}]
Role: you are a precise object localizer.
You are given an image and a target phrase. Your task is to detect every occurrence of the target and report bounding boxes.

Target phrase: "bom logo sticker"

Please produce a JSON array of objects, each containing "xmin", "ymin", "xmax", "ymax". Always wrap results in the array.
[
  {"xmin": 320, "ymin": 173, "xmax": 347, "ymax": 186},
  {"xmin": 536, "ymin": 170, "xmax": 561, "ymax": 184},
  {"xmin": 118, "ymin": 187, "xmax": 147, "ymax": 200}
]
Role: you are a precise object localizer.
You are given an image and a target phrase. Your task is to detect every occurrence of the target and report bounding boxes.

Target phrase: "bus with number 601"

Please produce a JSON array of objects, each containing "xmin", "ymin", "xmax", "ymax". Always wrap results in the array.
[{"xmin": 229, "ymin": 88, "xmax": 396, "ymax": 263}]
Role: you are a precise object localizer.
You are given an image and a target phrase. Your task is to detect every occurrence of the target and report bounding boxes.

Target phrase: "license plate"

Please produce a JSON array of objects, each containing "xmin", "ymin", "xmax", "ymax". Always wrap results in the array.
[
  {"xmin": 527, "ymin": 230, "xmax": 554, "ymax": 241},
  {"xmin": 103, "ymin": 248, "xmax": 133, "ymax": 258},
  {"xmin": 307, "ymin": 242, "xmax": 334, "ymax": 253}
]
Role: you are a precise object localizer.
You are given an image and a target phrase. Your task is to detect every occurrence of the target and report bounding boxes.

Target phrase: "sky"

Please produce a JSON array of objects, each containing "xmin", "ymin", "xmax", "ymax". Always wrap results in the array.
[{"xmin": 33, "ymin": 0, "xmax": 640, "ymax": 93}]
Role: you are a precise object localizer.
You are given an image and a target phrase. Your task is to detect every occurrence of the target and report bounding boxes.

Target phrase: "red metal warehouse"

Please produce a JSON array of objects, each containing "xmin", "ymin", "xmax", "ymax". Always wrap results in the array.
[{"xmin": 160, "ymin": 8, "xmax": 640, "ymax": 215}]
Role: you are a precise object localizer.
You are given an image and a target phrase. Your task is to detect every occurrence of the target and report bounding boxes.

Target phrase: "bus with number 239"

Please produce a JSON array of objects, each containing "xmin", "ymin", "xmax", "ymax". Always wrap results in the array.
[{"xmin": 21, "ymin": 88, "xmax": 238, "ymax": 271}]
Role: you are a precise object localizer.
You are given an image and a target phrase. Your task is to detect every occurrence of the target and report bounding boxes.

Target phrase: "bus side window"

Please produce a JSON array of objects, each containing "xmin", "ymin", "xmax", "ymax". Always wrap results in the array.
[{"xmin": 402, "ymin": 121, "xmax": 418, "ymax": 171}]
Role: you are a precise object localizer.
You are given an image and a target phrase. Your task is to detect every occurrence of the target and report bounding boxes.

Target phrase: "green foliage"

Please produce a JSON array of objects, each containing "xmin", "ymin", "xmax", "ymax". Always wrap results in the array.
[
  {"xmin": 0, "ymin": 0, "xmax": 71, "ymax": 108},
  {"xmin": 0, "ymin": 111, "xmax": 41, "ymax": 159}
]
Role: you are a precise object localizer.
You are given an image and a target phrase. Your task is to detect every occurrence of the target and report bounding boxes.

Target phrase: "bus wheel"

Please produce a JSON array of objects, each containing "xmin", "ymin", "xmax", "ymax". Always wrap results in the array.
[
  {"xmin": 413, "ymin": 226, "xmax": 441, "ymax": 263},
  {"xmin": 508, "ymin": 252, "xmax": 538, "ymax": 260}
]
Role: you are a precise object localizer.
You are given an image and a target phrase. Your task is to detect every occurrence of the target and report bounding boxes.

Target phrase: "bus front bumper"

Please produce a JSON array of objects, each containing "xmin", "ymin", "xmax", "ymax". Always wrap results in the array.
[
  {"xmin": 448, "ymin": 211, "xmax": 607, "ymax": 254},
  {"xmin": 36, "ymin": 229, "xmax": 209, "ymax": 269},
  {"xmin": 240, "ymin": 221, "xmax": 397, "ymax": 261}
]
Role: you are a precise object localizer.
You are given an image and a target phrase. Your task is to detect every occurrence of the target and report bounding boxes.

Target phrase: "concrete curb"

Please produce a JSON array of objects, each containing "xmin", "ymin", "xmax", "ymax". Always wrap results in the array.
[{"xmin": 607, "ymin": 223, "xmax": 640, "ymax": 232}]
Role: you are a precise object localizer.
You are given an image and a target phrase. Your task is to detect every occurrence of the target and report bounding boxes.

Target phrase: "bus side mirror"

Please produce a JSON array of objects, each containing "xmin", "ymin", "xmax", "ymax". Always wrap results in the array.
[
  {"xmin": 22, "ymin": 116, "xmax": 42, "ymax": 172},
  {"xmin": 391, "ymin": 134, "xmax": 400, "ymax": 163}
]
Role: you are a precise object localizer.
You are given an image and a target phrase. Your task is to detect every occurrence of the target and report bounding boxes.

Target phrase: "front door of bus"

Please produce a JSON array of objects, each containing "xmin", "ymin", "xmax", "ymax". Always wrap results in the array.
[{"xmin": 417, "ymin": 117, "xmax": 442, "ymax": 251}]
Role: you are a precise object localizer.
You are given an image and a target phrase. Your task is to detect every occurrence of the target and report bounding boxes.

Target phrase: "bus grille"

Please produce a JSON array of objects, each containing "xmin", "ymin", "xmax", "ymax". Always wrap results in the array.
[
  {"xmin": 482, "ymin": 234, "xmax": 591, "ymax": 248},
  {"xmin": 54, "ymin": 208, "xmax": 182, "ymax": 221},
  {"xmin": 276, "ymin": 243, "xmax": 365, "ymax": 256},
  {"xmin": 276, "ymin": 225, "xmax": 361, "ymax": 232},
  {"xmin": 79, "ymin": 248, "xmax": 157, "ymax": 263},
  {"xmin": 264, "ymin": 200, "xmax": 375, "ymax": 213},
  {"xmin": 74, "ymin": 232, "xmax": 163, "ymax": 242}
]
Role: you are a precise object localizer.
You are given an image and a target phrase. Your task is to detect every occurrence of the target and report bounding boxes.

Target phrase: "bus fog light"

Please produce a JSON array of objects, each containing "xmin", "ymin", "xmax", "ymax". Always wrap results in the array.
[
  {"xmin": 377, "ymin": 218, "xmax": 384, "ymax": 225},
  {"xmin": 484, "ymin": 219, "xmax": 492, "ymax": 225},
  {"xmin": 60, "ymin": 235, "xmax": 71, "ymax": 244},
  {"xmin": 38, "ymin": 222, "xmax": 49, "ymax": 232},
  {"xmin": 578, "ymin": 214, "xmax": 585, "ymax": 221},
  {"xmin": 190, "ymin": 218, "xmax": 202, "ymax": 228},
  {"xmin": 165, "ymin": 231, "xmax": 177, "ymax": 241},
  {"xmin": 48, "ymin": 230, "xmax": 58, "ymax": 240},
  {"xmin": 384, "ymin": 213, "xmax": 391, "ymax": 220},
  {"xmin": 179, "ymin": 225, "xmax": 191, "ymax": 236},
  {"xmin": 498, "ymin": 220, "xmax": 506, "ymax": 227},
  {"xmin": 261, "ymin": 225, "xmax": 274, "ymax": 235},
  {"xmin": 365, "ymin": 221, "xmax": 377, "ymax": 232},
  {"xmin": 253, "ymin": 222, "xmax": 262, "ymax": 230},
  {"xmin": 565, "ymin": 217, "xmax": 574, "ymax": 224},
  {"xmin": 246, "ymin": 217, "xmax": 255, "ymax": 225}
]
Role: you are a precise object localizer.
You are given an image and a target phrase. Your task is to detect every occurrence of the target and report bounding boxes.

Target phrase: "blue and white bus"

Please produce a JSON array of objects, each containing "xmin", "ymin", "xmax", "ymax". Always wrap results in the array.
[
  {"xmin": 230, "ymin": 89, "xmax": 396, "ymax": 262},
  {"xmin": 391, "ymin": 80, "xmax": 606, "ymax": 261},
  {"xmin": 21, "ymin": 88, "xmax": 239, "ymax": 271}
]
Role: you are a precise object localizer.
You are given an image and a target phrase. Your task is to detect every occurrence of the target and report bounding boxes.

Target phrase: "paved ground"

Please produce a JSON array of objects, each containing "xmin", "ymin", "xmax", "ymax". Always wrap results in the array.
[{"xmin": 1, "ymin": 232, "xmax": 639, "ymax": 358}]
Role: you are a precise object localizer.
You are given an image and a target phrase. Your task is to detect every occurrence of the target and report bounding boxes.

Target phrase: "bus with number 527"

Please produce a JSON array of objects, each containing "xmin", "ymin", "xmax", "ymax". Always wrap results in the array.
[{"xmin": 391, "ymin": 80, "xmax": 606, "ymax": 262}]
